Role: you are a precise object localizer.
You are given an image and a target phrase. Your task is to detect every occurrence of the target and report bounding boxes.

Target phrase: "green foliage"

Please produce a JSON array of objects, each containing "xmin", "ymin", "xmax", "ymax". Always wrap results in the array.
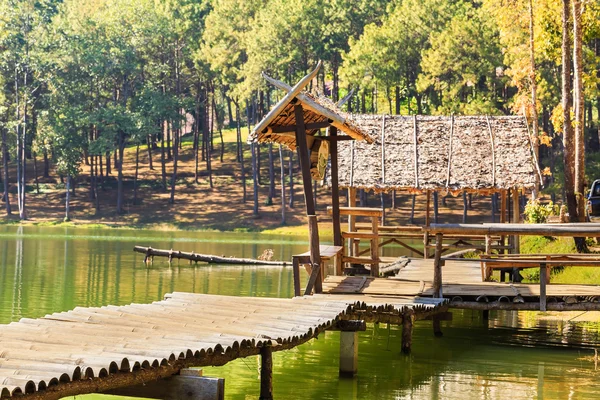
[{"xmin": 523, "ymin": 199, "xmax": 558, "ymax": 224}]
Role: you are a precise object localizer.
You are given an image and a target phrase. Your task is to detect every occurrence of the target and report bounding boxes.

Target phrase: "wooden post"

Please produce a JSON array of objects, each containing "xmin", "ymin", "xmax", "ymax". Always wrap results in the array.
[
  {"xmin": 433, "ymin": 191, "xmax": 439, "ymax": 223},
  {"xmin": 348, "ymin": 187, "xmax": 358, "ymax": 257},
  {"xmin": 433, "ymin": 233, "xmax": 444, "ymax": 298},
  {"xmin": 259, "ymin": 346, "xmax": 273, "ymax": 400},
  {"xmin": 539, "ymin": 263, "xmax": 547, "ymax": 312},
  {"xmin": 432, "ymin": 315, "xmax": 443, "ymax": 337},
  {"xmin": 330, "ymin": 126, "xmax": 342, "ymax": 247},
  {"xmin": 304, "ymin": 215, "xmax": 323, "ymax": 295},
  {"xmin": 462, "ymin": 190, "xmax": 468, "ymax": 223},
  {"xmin": 292, "ymin": 257, "xmax": 301, "ymax": 297},
  {"xmin": 371, "ymin": 214, "xmax": 379, "ymax": 276},
  {"xmin": 424, "ymin": 190, "xmax": 431, "ymax": 259},
  {"xmin": 339, "ymin": 331, "xmax": 359, "ymax": 377},
  {"xmin": 294, "ymin": 104, "xmax": 322, "ymax": 293},
  {"xmin": 512, "ymin": 187, "xmax": 521, "ymax": 254},
  {"xmin": 500, "ymin": 189, "xmax": 507, "ymax": 268},
  {"xmin": 401, "ymin": 310, "xmax": 414, "ymax": 354}
]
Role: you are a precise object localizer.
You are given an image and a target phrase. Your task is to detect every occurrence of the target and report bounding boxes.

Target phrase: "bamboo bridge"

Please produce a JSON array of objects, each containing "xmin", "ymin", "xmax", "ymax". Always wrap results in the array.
[{"xmin": 0, "ymin": 292, "xmax": 445, "ymax": 399}]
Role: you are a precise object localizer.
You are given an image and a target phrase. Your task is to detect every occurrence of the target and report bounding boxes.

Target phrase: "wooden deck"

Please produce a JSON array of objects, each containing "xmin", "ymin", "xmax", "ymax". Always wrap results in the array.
[
  {"xmin": 323, "ymin": 258, "xmax": 600, "ymax": 310},
  {"xmin": 0, "ymin": 292, "xmax": 445, "ymax": 399}
]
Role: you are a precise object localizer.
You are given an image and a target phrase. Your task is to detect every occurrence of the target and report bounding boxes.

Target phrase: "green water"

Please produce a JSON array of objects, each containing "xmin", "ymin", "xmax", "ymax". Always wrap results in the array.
[{"xmin": 2, "ymin": 226, "xmax": 600, "ymax": 399}]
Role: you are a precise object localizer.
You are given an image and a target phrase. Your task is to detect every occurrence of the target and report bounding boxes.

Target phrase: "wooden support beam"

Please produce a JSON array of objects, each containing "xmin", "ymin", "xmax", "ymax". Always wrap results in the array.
[
  {"xmin": 512, "ymin": 187, "xmax": 521, "ymax": 254},
  {"xmin": 304, "ymin": 215, "xmax": 323, "ymax": 295},
  {"xmin": 292, "ymin": 257, "xmax": 301, "ymax": 297},
  {"xmin": 259, "ymin": 346, "xmax": 273, "ymax": 400},
  {"xmin": 294, "ymin": 104, "xmax": 322, "ymax": 295},
  {"xmin": 104, "ymin": 369, "xmax": 225, "ymax": 400},
  {"xmin": 320, "ymin": 135, "xmax": 354, "ymax": 142},
  {"xmin": 370, "ymin": 215, "xmax": 379, "ymax": 277},
  {"xmin": 330, "ymin": 126, "xmax": 342, "ymax": 247},
  {"xmin": 433, "ymin": 233, "xmax": 444, "ymax": 298},
  {"xmin": 540, "ymin": 263, "xmax": 547, "ymax": 312},
  {"xmin": 339, "ymin": 331, "xmax": 359, "ymax": 377},
  {"xmin": 424, "ymin": 190, "xmax": 431, "ymax": 259},
  {"xmin": 348, "ymin": 188, "xmax": 357, "ymax": 257},
  {"xmin": 331, "ymin": 320, "xmax": 367, "ymax": 331},
  {"xmin": 267, "ymin": 121, "xmax": 330, "ymax": 133},
  {"xmin": 401, "ymin": 311, "xmax": 414, "ymax": 354}
]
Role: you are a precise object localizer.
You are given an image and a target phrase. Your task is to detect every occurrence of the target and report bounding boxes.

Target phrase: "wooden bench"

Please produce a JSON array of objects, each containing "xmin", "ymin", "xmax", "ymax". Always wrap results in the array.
[{"xmin": 292, "ymin": 245, "xmax": 343, "ymax": 296}]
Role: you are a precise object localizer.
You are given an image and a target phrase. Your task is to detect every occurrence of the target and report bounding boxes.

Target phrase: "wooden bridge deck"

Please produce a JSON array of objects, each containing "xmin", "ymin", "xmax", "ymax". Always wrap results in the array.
[
  {"xmin": 323, "ymin": 258, "xmax": 600, "ymax": 308},
  {"xmin": 0, "ymin": 292, "xmax": 445, "ymax": 399}
]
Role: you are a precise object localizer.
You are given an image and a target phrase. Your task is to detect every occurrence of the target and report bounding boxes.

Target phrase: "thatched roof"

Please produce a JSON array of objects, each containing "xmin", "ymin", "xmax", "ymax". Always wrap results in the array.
[
  {"xmin": 331, "ymin": 115, "xmax": 540, "ymax": 194},
  {"xmin": 247, "ymin": 64, "xmax": 373, "ymax": 151}
]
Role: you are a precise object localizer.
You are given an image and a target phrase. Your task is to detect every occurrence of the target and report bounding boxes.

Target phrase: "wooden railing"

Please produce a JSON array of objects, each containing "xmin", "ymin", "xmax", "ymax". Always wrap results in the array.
[{"xmin": 429, "ymin": 223, "xmax": 600, "ymax": 311}]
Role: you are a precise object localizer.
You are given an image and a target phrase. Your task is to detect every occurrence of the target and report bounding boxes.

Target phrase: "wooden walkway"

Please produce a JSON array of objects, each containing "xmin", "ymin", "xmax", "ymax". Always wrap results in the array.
[
  {"xmin": 323, "ymin": 258, "xmax": 600, "ymax": 310},
  {"xmin": 0, "ymin": 292, "xmax": 445, "ymax": 399}
]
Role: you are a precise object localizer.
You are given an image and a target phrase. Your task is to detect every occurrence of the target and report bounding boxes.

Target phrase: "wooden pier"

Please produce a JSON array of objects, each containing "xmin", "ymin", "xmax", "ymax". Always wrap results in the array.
[{"xmin": 0, "ymin": 292, "xmax": 445, "ymax": 399}]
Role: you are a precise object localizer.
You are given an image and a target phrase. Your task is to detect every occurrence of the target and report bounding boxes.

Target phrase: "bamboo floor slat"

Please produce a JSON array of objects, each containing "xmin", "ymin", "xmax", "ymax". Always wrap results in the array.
[{"xmin": 0, "ymin": 292, "xmax": 444, "ymax": 399}]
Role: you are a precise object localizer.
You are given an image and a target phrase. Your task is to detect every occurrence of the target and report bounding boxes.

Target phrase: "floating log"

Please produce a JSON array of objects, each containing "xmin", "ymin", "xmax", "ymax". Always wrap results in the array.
[{"xmin": 133, "ymin": 246, "xmax": 290, "ymax": 266}]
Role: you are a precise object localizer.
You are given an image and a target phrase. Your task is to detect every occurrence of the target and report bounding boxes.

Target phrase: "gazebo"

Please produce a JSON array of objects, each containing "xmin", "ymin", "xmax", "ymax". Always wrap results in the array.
[
  {"xmin": 329, "ymin": 114, "xmax": 542, "ymax": 256},
  {"xmin": 248, "ymin": 62, "xmax": 373, "ymax": 294}
]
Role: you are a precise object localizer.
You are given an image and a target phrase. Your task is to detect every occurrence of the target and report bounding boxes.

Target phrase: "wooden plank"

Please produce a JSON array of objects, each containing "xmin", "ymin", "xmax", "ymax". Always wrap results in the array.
[{"xmin": 428, "ymin": 223, "xmax": 600, "ymax": 237}]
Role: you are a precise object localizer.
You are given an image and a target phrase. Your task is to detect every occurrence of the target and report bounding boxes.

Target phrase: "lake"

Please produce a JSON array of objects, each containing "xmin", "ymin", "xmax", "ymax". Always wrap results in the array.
[{"xmin": 1, "ymin": 225, "xmax": 600, "ymax": 399}]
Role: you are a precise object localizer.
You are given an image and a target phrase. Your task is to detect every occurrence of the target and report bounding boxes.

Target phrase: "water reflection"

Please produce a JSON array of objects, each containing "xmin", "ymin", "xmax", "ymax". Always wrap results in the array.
[{"xmin": 0, "ymin": 226, "xmax": 600, "ymax": 399}]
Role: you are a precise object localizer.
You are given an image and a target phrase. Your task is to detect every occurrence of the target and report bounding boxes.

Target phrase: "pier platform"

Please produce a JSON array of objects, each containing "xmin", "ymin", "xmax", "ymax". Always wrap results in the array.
[
  {"xmin": 0, "ymin": 292, "xmax": 445, "ymax": 399},
  {"xmin": 324, "ymin": 258, "xmax": 600, "ymax": 311}
]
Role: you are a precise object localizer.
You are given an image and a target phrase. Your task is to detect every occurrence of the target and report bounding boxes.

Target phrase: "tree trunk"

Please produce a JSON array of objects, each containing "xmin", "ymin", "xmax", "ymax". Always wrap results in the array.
[
  {"xmin": 106, "ymin": 151, "xmax": 111, "ymax": 175},
  {"xmin": 395, "ymin": 86, "xmax": 401, "ymax": 115},
  {"xmin": 42, "ymin": 148, "xmax": 49, "ymax": 178},
  {"xmin": 89, "ymin": 154, "xmax": 95, "ymax": 201},
  {"xmin": 561, "ymin": 0, "xmax": 585, "ymax": 251},
  {"xmin": 529, "ymin": 0, "xmax": 540, "ymax": 172},
  {"xmin": 205, "ymin": 89, "xmax": 213, "ymax": 188},
  {"xmin": 134, "ymin": 144, "xmax": 140, "ymax": 205},
  {"xmin": 279, "ymin": 145, "xmax": 286, "ymax": 225},
  {"xmin": 573, "ymin": 0, "xmax": 586, "ymax": 223},
  {"xmin": 267, "ymin": 143, "xmax": 275, "ymax": 205},
  {"xmin": 65, "ymin": 174, "xmax": 71, "ymax": 221},
  {"xmin": 251, "ymin": 143, "xmax": 259, "ymax": 217},
  {"xmin": 2, "ymin": 127, "xmax": 11, "ymax": 215},
  {"xmin": 166, "ymin": 120, "xmax": 172, "ymax": 160},
  {"xmin": 170, "ymin": 121, "xmax": 180, "ymax": 204},
  {"xmin": 116, "ymin": 132, "xmax": 125, "ymax": 214},
  {"xmin": 33, "ymin": 151, "xmax": 39, "ymax": 194},
  {"xmin": 288, "ymin": 151, "xmax": 294, "ymax": 209},
  {"xmin": 239, "ymin": 105, "xmax": 246, "ymax": 203},
  {"xmin": 160, "ymin": 122, "xmax": 167, "ymax": 191},
  {"xmin": 146, "ymin": 135, "xmax": 154, "ymax": 170},
  {"xmin": 94, "ymin": 156, "xmax": 100, "ymax": 214}
]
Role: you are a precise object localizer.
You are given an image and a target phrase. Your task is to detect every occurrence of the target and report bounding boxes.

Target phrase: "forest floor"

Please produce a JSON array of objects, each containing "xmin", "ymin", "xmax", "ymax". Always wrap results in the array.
[{"xmin": 0, "ymin": 127, "xmax": 515, "ymax": 235}]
